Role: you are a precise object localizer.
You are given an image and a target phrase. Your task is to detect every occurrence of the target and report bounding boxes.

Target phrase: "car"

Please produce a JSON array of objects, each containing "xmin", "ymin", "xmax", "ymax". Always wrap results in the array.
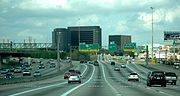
[
  {"xmin": 68, "ymin": 74, "xmax": 81, "ymax": 83},
  {"xmin": 64, "ymin": 72, "xmax": 70, "ymax": 79},
  {"xmin": 94, "ymin": 61, "xmax": 99, "ymax": 66},
  {"xmin": 89, "ymin": 61, "xmax": 94, "ymax": 64},
  {"xmin": 174, "ymin": 61, "xmax": 180, "ymax": 69},
  {"xmin": 1, "ymin": 69, "xmax": 9, "ymax": 74},
  {"xmin": 33, "ymin": 71, "xmax": 41, "ymax": 77},
  {"xmin": 128, "ymin": 73, "xmax": 139, "ymax": 81},
  {"xmin": 111, "ymin": 61, "xmax": 115, "ymax": 66},
  {"xmin": 9, "ymin": 68, "xmax": 15, "ymax": 72},
  {"xmin": 68, "ymin": 69, "xmax": 81, "ymax": 74},
  {"xmin": 39, "ymin": 65, "xmax": 45, "ymax": 69},
  {"xmin": 114, "ymin": 66, "xmax": 120, "ymax": 71},
  {"xmin": 14, "ymin": 67, "xmax": 22, "ymax": 73},
  {"xmin": 50, "ymin": 62, "xmax": 56, "ymax": 68},
  {"xmin": 165, "ymin": 72, "xmax": 177, "ymax": 85},
  {"xmin": 80, "ymin": 61, "xmax": 84, "ymax": 63},
  {"xmin": 121, "ymin": 64, "xmax": 126, "ymax": 68},
  {"xmin": 4, "ymin": 72, "xmax": 14, "ymax": 79},
  {"xmin": 23, "ymin": 70, "xmax": 31, "ymax": 76},
  {"xmin": 147, "ymin": 71, "xmax": 166, "ymax": 87}
]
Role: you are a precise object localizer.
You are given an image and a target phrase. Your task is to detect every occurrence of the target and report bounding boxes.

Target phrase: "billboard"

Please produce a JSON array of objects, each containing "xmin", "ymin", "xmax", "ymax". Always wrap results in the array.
[{"xmin": 164, "ymin": 31, "xmax": 180, "ymax": 41}]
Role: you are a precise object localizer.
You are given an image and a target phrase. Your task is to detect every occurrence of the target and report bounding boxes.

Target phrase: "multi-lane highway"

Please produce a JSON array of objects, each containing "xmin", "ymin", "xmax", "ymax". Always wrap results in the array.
[{"xmin": 0, "ymin": 55, "xmax": 180, "ymax": 96}]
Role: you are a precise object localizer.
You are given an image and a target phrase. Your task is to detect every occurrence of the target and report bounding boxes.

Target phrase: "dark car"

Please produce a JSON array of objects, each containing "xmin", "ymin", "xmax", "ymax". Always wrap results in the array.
[
  {"xmin": 94, "ymin": 61, "xmax": 99, "ymax": 66},
  {"xmin": 111, "ymin": 61, "xmax": 115, "ymax": 66},
  {"xmin": 4, "ymin": 72, "xmax": 14, "ymax": 79},
  {"xmin": 147, "ymin": 71, "xmax": 166, "ymax": 87}
]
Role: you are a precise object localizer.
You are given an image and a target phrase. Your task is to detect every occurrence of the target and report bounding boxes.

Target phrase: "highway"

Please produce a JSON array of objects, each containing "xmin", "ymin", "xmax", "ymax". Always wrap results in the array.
[{"xmin": 0, "ymin": 55, "xmax": 180, "ymax": 96}]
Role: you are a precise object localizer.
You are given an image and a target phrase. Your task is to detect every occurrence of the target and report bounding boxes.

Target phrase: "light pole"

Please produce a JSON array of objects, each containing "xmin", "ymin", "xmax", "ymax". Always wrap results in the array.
[
  {"xmin": 150, "ymin": 7, "xmax": 154, "ymax": 61},
  {"xmin": 57, "ymin": 32, "xmax": 61, "ymax": 72},
  {"xmin": 78, "ymin": 18, "xmax": 80, "ymax": 46}
]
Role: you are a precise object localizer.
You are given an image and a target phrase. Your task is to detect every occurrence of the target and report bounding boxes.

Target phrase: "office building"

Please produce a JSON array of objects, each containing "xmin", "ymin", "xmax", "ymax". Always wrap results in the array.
[
  {"xmin": 109, "ymin": 35, "xmax": 131, "ymax": 51},
  {"xmin": 52, "ymin": 26, "xmax": 102, "ymax": 52}
]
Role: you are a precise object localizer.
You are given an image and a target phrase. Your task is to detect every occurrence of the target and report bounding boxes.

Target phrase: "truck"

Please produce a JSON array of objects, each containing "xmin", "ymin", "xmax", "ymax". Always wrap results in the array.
[{"xmin": 165, "ymin": 72, "xmax": 177, "ymax": 85}]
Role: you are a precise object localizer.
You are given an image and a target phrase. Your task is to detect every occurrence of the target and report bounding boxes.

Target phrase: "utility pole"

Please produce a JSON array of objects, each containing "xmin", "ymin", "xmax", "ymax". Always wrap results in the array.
[
  {"xmin": 173, "ymin": 40, "xmax": 176, "ymax": 62},
  {"xmin": 57, "ymin": 32, "xmax": 61, "ymax": 72},
  {"xmin": 150, "ymin": 7, "xmax": 154, "ymax": 62}
]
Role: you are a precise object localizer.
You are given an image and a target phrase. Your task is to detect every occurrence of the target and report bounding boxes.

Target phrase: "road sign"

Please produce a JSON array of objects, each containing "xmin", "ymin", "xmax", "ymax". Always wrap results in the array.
[
  {"xmin": 164, "ymin": 31, "xmax": 180, "ymax": 41},
  {"xmin": 109, "ymin": 41, "xmax": 117, "ymax": 53},
  {"xmin": 79, "ymin": 43, "xmax": 99, "ymax": 52},
  {"xmin": 123, "ymin": 43, "xmax": 136, "ymax": 52}
]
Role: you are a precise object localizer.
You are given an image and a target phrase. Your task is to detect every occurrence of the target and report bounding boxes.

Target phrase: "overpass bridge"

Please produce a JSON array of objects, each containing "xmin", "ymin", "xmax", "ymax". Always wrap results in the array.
[{"xmin": 0, "ymin": 43, "xmax": 52, "ymax": 49}]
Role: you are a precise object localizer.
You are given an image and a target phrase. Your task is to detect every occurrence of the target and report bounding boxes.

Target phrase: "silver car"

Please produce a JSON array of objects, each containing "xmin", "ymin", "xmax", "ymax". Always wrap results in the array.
[{"xmin": 68, "ymin": 74, "xmax": 81, "ymax": 83}]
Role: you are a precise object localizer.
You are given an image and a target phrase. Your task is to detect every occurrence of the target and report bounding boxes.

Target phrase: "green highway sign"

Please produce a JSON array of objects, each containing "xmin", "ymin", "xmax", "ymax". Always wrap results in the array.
[
  {"xmin": 109, "ymin": 41, "xmax": 117, "ymax": 53},
  {"xmin": 79, "ymin": 43, "xmax": 99, "ymax": 52},
  {"xmin": 123, "ymin": 43, "xmax": 136, "ymax": 52}
]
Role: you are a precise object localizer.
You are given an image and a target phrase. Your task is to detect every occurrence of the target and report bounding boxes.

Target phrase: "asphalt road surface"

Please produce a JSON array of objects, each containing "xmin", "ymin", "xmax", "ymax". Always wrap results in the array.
[{"xmin": 0, "ymin": 55, "xmax": 180, "ymax": 96}]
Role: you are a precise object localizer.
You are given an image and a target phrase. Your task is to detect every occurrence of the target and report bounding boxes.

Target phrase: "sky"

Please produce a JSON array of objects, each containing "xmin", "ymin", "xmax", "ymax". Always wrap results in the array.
[{"xmin": 0, "ymin": 0, "xmax": 180, "ymax": 46}]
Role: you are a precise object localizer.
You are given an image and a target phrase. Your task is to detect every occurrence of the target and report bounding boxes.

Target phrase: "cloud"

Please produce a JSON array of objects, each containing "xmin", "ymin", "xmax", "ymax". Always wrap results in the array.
[
  {"xmin": 0, "ymin": 0, "xmax": 179, "ymax": 45},
  {"xmin": 18, "ymin": 0, "xmax": 71, "ymax": 10}
]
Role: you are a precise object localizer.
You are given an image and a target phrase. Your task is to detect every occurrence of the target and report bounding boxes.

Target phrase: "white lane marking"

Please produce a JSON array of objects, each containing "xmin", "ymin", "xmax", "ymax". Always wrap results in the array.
[
  {"xmin": 9, "ymin": 82, "xmax": 67, "ymax": 96},
  {"xmin": 81, "ymin": 64, "xmax": 87, "ymax": 76},
  {"xmin": 101, "ymin": 62, "xmax": 122, "ymax": 96},
  {"xmin": 61, "ymin": 65, "xmax": 95, "ymax": 96},
  {"xmin": 9, "ymin": 64, "xmax": 88, "ymax": 96}
]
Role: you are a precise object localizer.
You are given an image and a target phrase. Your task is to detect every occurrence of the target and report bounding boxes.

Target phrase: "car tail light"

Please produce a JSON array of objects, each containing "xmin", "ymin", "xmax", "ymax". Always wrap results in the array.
[{"xmin": 150, "ymin": 76, "xmax": 154, "ymax": 80}]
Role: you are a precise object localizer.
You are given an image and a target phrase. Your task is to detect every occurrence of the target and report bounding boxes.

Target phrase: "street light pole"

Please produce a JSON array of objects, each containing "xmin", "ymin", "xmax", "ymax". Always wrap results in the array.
[
  {"xmin": 57, "ymin": 32, "xmax": 61, "ymax": 72},
  {"xmin": 78, "ymin": 18, "xmax": 80, "ymax": 46},
  {"xmin": 150, "ymin": 7, "xmax": 154, "ymax": 61}
]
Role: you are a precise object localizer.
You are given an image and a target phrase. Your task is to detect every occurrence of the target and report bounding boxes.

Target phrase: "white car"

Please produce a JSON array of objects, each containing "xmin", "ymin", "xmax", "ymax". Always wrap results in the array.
[
  {"xmin": 33, "ymin": 71, "xmax": 41, "ymax": 77},
  {"xmin": 128, "ymin": 73, "xmax": 139, "ymax": 81},
  {"xmin": 121, "ymin": 64, "xmax": 126, "ymax": 68},
  {"xmin": 114, "ymin": 66, "xmax": 120, "ymax": 71},
  {"xmin": 68, "ymin": 74, "xmax": 81, "ymax": 83},
  {"xmin": 23, "ymin": 70, "xmax": 31, "ymax": 76}
]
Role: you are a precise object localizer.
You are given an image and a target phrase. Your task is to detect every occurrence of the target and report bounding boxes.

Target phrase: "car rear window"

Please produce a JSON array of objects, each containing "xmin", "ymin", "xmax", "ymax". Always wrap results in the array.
[
  {"xmin": 152, "ymin": 72, "xmax": 164, "ymax": 76},
  {"xmin": 130, "ymin": 73, "xmax": 137, "ymax": 75},
  {"xmin": 165, "ymin": 72, "xmax": 176, "ymax": 76}
]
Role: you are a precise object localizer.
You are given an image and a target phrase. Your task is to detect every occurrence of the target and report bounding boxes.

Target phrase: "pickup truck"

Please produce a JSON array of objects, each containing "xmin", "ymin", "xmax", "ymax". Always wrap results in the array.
[{"xmin": 165, "ymin": 72, "xmax": 177, "ymax": 85}]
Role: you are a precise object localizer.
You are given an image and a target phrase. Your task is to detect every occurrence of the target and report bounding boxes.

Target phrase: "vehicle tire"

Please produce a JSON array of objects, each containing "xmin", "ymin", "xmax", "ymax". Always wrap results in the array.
[
  {"xmin": 174, "ymin": 82, "xmax": 176, "ymax": 85},
  {"xmin": 68, "ymin": 81, "xmax": 71, "ymax": 84},
  {"xmin": 164, "ymin": 83, "xmax": 166, "ymax": 87},
  {"xmin": 137, "ymin": 79, "xmax": 139, "ymax": 82},
  {"xmin": 149, "ymin": 83, "xmax": 151, "ymax": 87},
  {"xmin": 79, "ymin": 81, "xmax": 81, "ymax": 83},
  {"xmin": 147, "ymin": 83, "xmax": 149, "ymax": 86},
  {"xmin": 171, "ymin": 82, "xmax": 173, "ymax": 85}
]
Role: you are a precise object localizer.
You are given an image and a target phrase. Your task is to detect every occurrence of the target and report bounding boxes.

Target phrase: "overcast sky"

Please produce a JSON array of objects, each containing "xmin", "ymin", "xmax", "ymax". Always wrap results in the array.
[{"xmin": 0, "ymin": 0, "xmax": 179, "ymax": 46}]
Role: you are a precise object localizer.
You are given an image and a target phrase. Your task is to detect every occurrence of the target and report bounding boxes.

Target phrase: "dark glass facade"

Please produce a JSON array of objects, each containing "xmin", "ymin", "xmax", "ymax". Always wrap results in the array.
[{"xmin": 52, "ymin": 26, "xmax": 102, "ymax": 52}]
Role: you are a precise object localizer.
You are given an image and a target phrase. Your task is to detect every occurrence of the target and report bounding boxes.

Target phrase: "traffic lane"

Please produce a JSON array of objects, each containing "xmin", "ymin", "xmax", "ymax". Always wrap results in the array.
[
  {"xmin": 101, "ymin": 61, "xmax": 173, "ymax": 96},
  {"xmin": 0, "ymin": 61, "xmax": 77, "ymax": 96},
  {"xmin": 128, "ymin": 63, "xmax": 180, "ymax": 87},
  {"xmin": 6, "ymin": 64, "xmax": 91, "ymax": 96},
  {"xmin": 120, "ymin": 63, "xmax": 180, "ymax": 96},
  {"xmin": 104, "ymin": 55, "xmax": 180, "ymax": 95},
  {"xmin": 16, "ymin": 64, "xmax": 91, "ymax": 96},
  {"xmin": 67, "ymin": 64, "xmax": 117, "ymax": 96}
]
